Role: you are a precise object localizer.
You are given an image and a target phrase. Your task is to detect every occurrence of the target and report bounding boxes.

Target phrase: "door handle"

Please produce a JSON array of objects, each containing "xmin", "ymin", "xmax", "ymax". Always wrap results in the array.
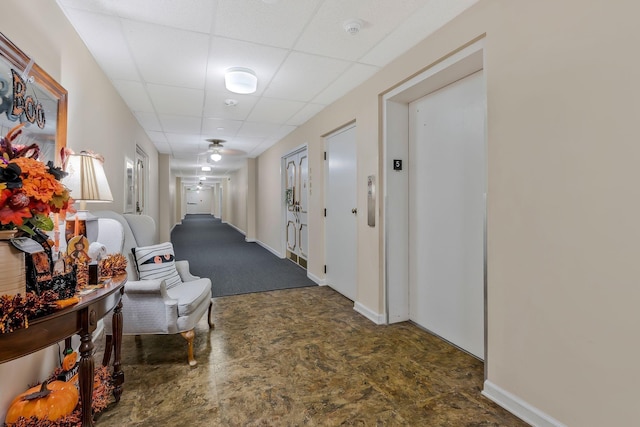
[{"xmin": 351, "ymin": 208, "xmax": 358, "ymax": 214}]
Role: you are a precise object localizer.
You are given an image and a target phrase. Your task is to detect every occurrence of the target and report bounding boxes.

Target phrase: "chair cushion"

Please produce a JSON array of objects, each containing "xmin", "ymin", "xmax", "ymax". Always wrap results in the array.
[
  {"xmin": 132, "ymin": 242, "xmax": 182, "ymax": 290},
  {"xmin": 166, "ymin": 279, "xmax": 211, "ymax": 317}
]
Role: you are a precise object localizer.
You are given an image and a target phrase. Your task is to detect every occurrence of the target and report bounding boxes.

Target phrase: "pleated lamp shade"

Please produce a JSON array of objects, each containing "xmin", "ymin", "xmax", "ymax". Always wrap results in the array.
[{"xmin": 63, "ymin": 151, "xmax": 113, "ymax": 210}]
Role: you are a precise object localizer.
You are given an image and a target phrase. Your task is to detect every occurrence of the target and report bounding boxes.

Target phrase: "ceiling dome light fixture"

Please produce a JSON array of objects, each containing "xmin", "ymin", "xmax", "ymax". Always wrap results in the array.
[
  {"xmin": 225, "ymin": 67, "xmax": 257, "ymax": 94},
  {"xmin": 210, "ymin": 149, "xmax": 222, "ymax": 162},
  {"xmin": 201, "ymin": 166, "xmax": 211, "ymax": 171}
]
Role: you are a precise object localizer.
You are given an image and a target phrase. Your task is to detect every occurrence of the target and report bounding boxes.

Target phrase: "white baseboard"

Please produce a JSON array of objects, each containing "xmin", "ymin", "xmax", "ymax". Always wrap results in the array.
[
  {"xmin": 307, "ymin": 272, "xmax": 325, "ymax": 285},
  {"xmin": 225, "ymin": 222, "xmax": 246, "ymax": 236},
  {"xmin": 354, "ymin": 301, "xmax": 386, "ymax": 325},
  {"xmin": 482, "ymin": 381, "xmax": 567, "ymax": 427},
  {"xmin": 253, "ymin": 240, "xmax": 283, "ymax": 258}
]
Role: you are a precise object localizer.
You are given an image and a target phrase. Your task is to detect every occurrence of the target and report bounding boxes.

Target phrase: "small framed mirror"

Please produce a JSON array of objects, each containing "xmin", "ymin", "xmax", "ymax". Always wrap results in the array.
[{"xmin": 0, "ymin": 32, "xmax": 67, "ymax": 166}]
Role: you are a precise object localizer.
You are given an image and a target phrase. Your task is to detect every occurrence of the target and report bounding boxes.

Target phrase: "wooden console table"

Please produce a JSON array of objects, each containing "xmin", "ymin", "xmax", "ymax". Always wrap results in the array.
[{"xmin": 0, "ymin": 274, "xmax": 126, "ymax": 427}]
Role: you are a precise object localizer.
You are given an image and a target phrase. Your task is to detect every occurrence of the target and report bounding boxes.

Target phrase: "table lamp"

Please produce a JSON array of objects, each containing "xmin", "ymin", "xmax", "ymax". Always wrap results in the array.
[{"xmin": 62, "ymin": 151, "xmax": 113, "ymax": 242}]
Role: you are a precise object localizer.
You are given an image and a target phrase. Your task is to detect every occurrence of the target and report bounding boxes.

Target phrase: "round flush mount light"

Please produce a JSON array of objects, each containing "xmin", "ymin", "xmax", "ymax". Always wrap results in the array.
[{"xmin": 225, "ymin": 67, "xmax": 257, "ymax": 94}]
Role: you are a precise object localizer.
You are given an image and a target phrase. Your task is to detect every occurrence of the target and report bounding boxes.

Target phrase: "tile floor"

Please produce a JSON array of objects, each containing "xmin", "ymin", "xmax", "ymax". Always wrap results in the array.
[{"xmin": 96, "ymin": 286, "xmax": 528, "ymax": 426}]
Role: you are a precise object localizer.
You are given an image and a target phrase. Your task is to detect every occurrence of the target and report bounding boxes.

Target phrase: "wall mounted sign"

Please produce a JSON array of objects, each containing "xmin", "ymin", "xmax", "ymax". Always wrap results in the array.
[{"xmin": 393, "ymin": 159, "xmax": 402, "ymax": 171}]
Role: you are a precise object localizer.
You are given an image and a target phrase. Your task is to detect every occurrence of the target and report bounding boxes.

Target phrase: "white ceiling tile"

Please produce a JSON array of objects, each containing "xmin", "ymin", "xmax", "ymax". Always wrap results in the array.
[
  {"xmin": 312, "ymin": 63, "xmax": 380, "ymax": 105},
  {"xmin": 286, "ymin": 103, "xmax": 326, "ymax": 126},
  {"xmin": 294, "ymin": 0, "xmax": 427, "ymax": 62},
  {"xmin": 62, "ymin": 9, "xmax": 139, "ymax": 81},
  {"xmin": 214, "ymin": 0, "xmax": 321, "ymax": 49},
  {"xmin": 202, "ymin": 118, "xmax": 243, "ymax": 137},
  {"xmin": 134, "ymin": 111, "xmax": 162, "ymax": 131},
  {"xmin": 145, "ymin": 130, "xmax": 168, "ymax": 143},
  {"xmin": 247, "ymin": 98, "xmax": 306, "ymax": 124},
  {"xmin": 110, "ymin": 0, "xmax": 214, "ymax": 33},
  {"xmin": 57, "ymin": 0, "xmax": 116, "ymax": 15},
  {"xmin": 147, "ymin": 84, "xmax": 204, "ymax": 116},
  {"xmin": 203, "ymin": 91, "xmax": 258, "ymax": 120},
  {"xmin": 153, "ymin": 141, "xmax": 172, "ymax": 154},
  {"xmin": 158, "ymin": 115, "xmax": 202, "ymax": 134},
  {"xmin": 123, "ymin": 20, "xmax": 209, "ymax": 89},
  {"xmin": 237, "ymin": 122, "xmax": 282, "ymax": 139},
  {"xmin": 361, "ymin": 0, "xmax": 479, "ymax": 66},
  {"xmin": 264, "ymin": 52, "xmax": 351, "ymax": 102},
  {"xmin": 111, "ymin": 80, "xmax": 154, "ymax": 112},
  {"xmin": 206, "ymin": 38, "xmax": 288, "ymax": 95}
]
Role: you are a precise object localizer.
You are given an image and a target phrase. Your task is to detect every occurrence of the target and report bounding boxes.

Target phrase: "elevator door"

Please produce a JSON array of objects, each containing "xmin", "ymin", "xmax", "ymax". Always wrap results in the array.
[{"xmin": 409, "ymin": 71, "xmax": 485, "ymax": 359}]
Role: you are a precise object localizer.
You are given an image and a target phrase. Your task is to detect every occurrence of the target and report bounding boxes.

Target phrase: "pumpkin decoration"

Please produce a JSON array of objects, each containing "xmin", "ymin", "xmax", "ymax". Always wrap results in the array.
[
  {"xmin": 62, "ymin": 351, "xmax": 78, "ymax": 371},
  {"xmin": 4, "ymin": 379, "xmax": 79, "ymax": 425}
]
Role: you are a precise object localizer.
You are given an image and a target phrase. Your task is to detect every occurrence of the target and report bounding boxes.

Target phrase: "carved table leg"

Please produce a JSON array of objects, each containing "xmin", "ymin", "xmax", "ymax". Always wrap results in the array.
[
  {"xmin": 112, "ymin": 298, "xmax": 124, "ymax": 402},
  {"xmin": 79, "ymin": 328, "xmax": 95, "ymax": 427},
  {"xmin": 102, "ymin": 334, "xmax": 113, "ymax": 366}
]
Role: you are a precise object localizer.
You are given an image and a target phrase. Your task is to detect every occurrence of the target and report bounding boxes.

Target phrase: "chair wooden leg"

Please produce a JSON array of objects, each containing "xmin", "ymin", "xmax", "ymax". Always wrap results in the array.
[
  {"xmin": 180, "ymin": 329, "xmax": 197, "ymax": 366},
  {"xmin": 102, "ymin": 334, "xmax": 113, "ymax": 366},
  {"xmin": 208, "ymin": 299, "xmax": 215, "ymax": 329}
]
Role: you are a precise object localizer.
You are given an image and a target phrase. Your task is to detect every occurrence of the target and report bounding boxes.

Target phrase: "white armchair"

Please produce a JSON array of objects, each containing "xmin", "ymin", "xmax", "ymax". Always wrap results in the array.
[{"xmin": 94, "ymin": 211, "xmax": 213, "ymax": 366}]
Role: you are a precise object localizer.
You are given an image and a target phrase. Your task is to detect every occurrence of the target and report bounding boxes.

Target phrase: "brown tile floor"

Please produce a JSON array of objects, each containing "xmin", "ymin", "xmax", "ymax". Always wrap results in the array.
[{"xmin": 96, "ymin": 286, "xmax": 528, "ymax": 426}]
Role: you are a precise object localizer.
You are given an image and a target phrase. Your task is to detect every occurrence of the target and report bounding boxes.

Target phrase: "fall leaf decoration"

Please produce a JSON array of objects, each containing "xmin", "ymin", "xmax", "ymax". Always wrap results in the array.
[
  {"xmin": 0, "ymin": 291, "xmax": 59, "ymax": 333},
  {"xmin": 99, "ymin": 253, "xmax": 127, "ymax": 277}
]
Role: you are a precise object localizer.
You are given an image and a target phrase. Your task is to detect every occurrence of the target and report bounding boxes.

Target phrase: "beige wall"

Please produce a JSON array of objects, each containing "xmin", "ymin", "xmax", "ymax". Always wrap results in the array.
[
  {"xmin": 0, "ymin": 0, "xmax": 160, "ymax": 420},
  {"xmin": 254, "ymin": 1, "xmax": 640, "ymax": 425},
  {"xmin": 227, "ymin": 160, "xmax": 249, "ymax": 234}
]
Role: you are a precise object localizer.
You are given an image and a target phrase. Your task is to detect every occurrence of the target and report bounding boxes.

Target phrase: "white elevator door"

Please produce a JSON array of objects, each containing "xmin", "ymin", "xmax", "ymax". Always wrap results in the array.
[
  {"xmin": 409, "ymin": 71, "xmax": 485, "ymax": 359},
  {"xmin": 326, "ymin": 125, "xmax": 357, "ymax": 301}
]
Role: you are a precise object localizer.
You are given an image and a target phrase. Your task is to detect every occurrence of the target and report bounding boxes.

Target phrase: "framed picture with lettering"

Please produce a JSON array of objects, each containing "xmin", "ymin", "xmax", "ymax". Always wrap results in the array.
[{"xmin": 0, "ymin": 32, "xmax": 68, "ymax": 166}]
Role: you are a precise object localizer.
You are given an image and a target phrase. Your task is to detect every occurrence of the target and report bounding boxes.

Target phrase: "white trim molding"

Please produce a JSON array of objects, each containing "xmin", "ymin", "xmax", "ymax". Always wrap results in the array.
[
  {"xmin": 253, "ymin": 240, "xmax": 283, "ymax": 258},
  {"xmin": 354, "ymin": 302, "xmax": 386, "ymax": 325},
  {"xmin": 482, "ymin": 381, "xmax": 567, "ymax": 427},
  {"xmin": 307, "ymin": 272, "xmax": 325, "ymax": 285}
]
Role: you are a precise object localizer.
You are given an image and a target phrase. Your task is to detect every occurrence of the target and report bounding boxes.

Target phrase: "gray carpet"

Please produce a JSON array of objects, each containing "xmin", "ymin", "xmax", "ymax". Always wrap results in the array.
[{"xmin": 171, "ymin": 214, "xmax": 316, "ymax": 297}]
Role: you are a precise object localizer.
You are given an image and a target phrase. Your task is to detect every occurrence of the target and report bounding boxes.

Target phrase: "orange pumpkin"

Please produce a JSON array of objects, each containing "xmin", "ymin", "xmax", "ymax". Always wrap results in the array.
[
  {"xmin": 62, "ymin": 351, "xmax": 78, "ymax": 371},
  {"xmin": 4, "ymin": 380, "xmax": 79, "ymax": 424}
]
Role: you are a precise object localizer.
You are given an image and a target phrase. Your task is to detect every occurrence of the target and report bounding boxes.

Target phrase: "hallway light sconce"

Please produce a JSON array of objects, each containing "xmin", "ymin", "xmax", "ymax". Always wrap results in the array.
[{"xmin": 225, "ymin": 67, "xmax": 257, "ymax": 94}]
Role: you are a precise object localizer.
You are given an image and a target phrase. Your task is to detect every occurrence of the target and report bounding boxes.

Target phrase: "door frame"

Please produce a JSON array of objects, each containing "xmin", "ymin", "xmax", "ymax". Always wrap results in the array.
[
  {"xmin": 281, "ymin": 144, "xmax": 308, "ymax": 260},
  {"xmin": 382, "ymin": 38, "xmax": 487, "ymax": 366}
]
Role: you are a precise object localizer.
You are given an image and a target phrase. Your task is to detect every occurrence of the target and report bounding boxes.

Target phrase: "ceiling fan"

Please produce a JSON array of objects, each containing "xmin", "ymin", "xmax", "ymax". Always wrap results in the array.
[{"xmin": 198, "ymin": 138, "xmax": 245, "ymax": 163}]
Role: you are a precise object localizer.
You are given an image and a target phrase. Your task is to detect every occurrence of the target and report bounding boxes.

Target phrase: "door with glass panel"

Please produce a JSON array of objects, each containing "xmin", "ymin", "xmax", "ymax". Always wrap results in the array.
[{"xmin": 284, "ymin": 147, "xmax": 308, "ymax": 269}]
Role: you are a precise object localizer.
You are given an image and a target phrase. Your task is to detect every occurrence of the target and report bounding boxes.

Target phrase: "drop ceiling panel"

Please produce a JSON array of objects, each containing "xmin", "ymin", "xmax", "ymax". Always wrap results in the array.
[
  {"xmin": 286, "ymin": 103, "xmax": 326, "ymax": 126},
  {"xmin": 237, "ymin": 122, "xmax": 282, "ymax": 139},
  {"xmin": 247, "ymin": 98, "xmax": 306, "ymax": 124},
  {"xmin": 134, "ymin": 111, "xmax": 162, "ymax": 132},
  {"xmin": 312, "ymin": 62, "xmax": 379, "ymax": 105},
  {"xmin": 61, "ymin": 9, "xmax": 139, "ymax": 81},
  {"xmin": 111, "ymin": 80, "xmax": 154, "ymax": 112},
  {"xmin": 203, "ymin": 91, "xmax": 258, "ymax": 120},
  {"xmin": 158, "ymin": 114, "xmax": 202, "ymax": 134},
  {"xmin": 153, "ymin": 142, "xmax": 172, "ymax": 154},
  {"xmin": 263, "ymin": 52, "xmax": 351, "ymax": 102},
  {"xmin": 294, "ymin": 0, "xmax": 426, "ymax": 62},
  {"xmin": 108, "ymin": 0, "xmax": 215, "ymax": 33},
  {"xmin": 123, "ymin": 20, "xmax": 209, "ymax": 89},
  {"xmin": 214, "ymin": 0, "xmax": 321, "ymax": 49},
  {"xmin": 202, "ymin": 118, "xmax": 243, "ymax": 136},
  {"xmin": 147, "ymin": 84, "xmax": 204, "ymax": 116},
  {"xmin": 145, "ymin": 130, "xmax": 168, "ymax": 143}
]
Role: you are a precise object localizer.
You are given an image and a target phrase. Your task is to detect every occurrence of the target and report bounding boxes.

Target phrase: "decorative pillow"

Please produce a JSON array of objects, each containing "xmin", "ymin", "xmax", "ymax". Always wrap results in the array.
[{"xmin": 132, "ymin": 242, "xmax": 182, "ymax": 290}]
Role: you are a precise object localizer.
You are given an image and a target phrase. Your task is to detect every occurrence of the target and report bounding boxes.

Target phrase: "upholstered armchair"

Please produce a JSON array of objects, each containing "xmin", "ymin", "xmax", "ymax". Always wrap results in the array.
[{"xmin": 94, "ymin": 211, "xmax": 213, "ymax": 366}]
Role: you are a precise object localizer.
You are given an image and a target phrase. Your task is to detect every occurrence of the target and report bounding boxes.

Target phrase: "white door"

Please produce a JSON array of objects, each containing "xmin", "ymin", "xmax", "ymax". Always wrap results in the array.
[
  {"xmin": 284, "ymin": 148, "xmax": 309, "ymax": 269},
  {"xmin": 325, "ymin": 125, "xmax": 357, "ymax": 301},
  {"xmin": 409, "ymin": 71, "xmax": 485, "ymax": 359}
]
